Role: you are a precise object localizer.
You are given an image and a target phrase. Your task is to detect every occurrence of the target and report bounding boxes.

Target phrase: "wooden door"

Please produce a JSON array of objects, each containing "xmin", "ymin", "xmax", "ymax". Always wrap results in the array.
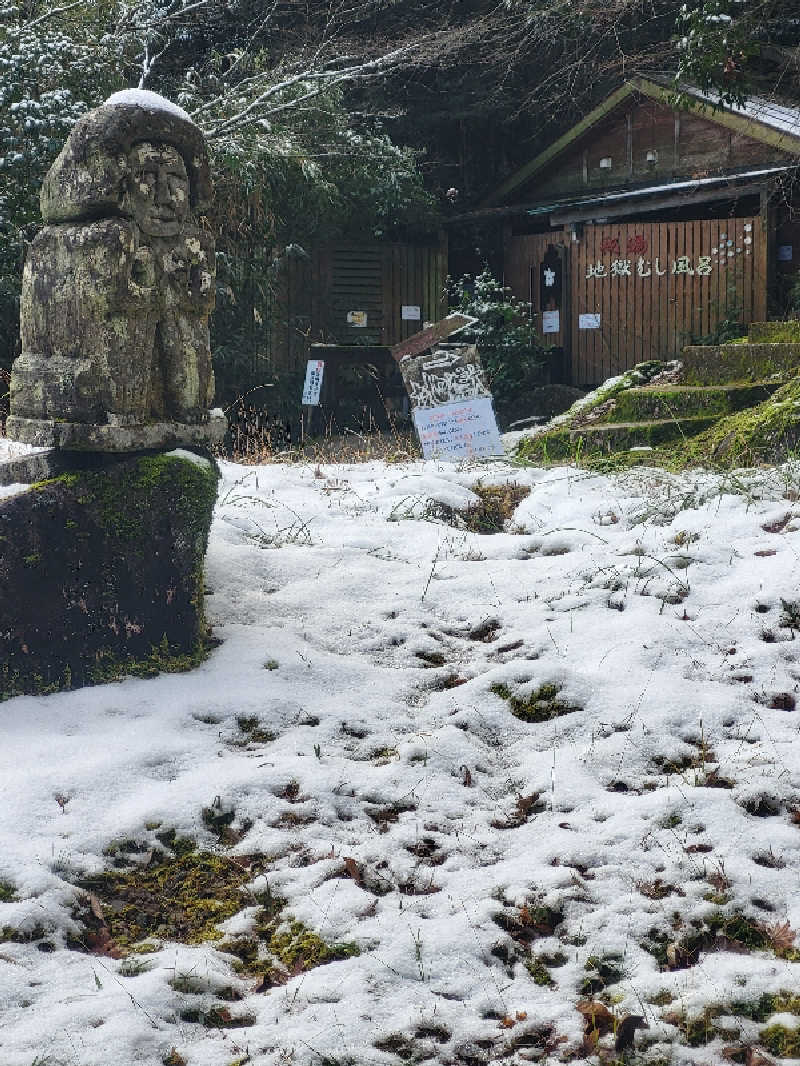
[{"xmin": 504, "ymin": 232, "xmax": 570, "ymax": 376}]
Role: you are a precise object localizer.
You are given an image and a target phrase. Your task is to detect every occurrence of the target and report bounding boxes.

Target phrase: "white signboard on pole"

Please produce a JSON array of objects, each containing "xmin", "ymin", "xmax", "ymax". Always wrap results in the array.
[
  {"xmin": 301, "ymin": 359, "xmax": 324, "ymax": 405},
  {"xmin": 413, "ymin": 396, "xmax": 504, "ymax": 461}
]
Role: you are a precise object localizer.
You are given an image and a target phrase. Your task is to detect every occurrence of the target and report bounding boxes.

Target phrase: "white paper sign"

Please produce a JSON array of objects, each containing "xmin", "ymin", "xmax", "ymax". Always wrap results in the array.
[
  {"xmin": 579, "ymin": 313, "xmax": 601, "ymax": 330},
  {"xmin": 542, "ymin": 310, "xmax": 560, "ymax": 334},
  {"xmin": 412, "ymin": 396, "xmax": 503, "ymax": 461},
  {"xmin": 347, "ymin": 310, "xmax": 368, "ymax": 327},
  {"xmin": 402, "ymin": 305, "xmax": 421, "ymax": 320},
  {"xmin": 778, "ymin": 245, "xmax": 793, "ymax": 262},
  {"xmin": 301, "ymin": 359, "xmax": 324, "ymax": 405}
]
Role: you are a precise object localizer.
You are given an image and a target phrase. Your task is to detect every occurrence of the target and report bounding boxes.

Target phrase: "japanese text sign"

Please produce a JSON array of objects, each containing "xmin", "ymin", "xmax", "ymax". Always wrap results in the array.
[
  {"xmin": 413, "ymin": 397, "xmax": 504, "ymax": 461},
  {"xmin": 301, "ymin": 359, "xmax": 324, "ymax": 405}
]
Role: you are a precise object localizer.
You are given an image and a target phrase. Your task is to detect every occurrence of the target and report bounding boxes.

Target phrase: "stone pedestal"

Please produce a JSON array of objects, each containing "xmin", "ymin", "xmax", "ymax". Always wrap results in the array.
[{"xmin": 0, "ymin": 450, "xmax": 219, "ymax": 699}]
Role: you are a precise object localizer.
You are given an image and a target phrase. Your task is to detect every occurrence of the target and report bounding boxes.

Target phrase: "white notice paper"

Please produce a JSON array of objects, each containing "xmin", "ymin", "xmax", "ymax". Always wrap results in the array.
[
  {"xmin": 301, "ymin": 359, "xmax": 324, "ymax": 405},
  {"xmin": 542, "ymin": 310, "xmax": 560, "ymax": 334},
  {"xmin": 402, "ymin": 305, "xmax": 421, "ymax": 320},
  {"xmin": 579, "ymin": 313, "xmax": 601, "ymax": 330},
  {"xmin": 412, "ymin": 396, "xmax": 504, "ymax": 461}
]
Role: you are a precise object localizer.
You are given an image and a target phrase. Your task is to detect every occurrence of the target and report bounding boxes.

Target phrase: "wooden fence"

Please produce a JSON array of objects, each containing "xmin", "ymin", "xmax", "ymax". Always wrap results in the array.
[{"xmin": 505, "ymin": 216, "xmax": 767, "ymax": 385}]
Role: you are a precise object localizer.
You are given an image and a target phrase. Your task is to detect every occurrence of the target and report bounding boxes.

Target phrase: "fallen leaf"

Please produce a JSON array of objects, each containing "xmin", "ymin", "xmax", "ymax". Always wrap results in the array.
[
  {"xmin": 765, "ymin": 919, "xmax": 796, "ymax": 953},
  {"xmin": 576, "ymin": 1000, "xmax": 615, "ymax": 1035},
  {"xmin": 747, "ymin": 1047, "xmax": 775, "ymax": 1066},
  {"xmin": 87, "ymin": 893, "xmax": 106, "ymax": 924},
  {"xmin": 343, "ymin": 856, "xmax": 362, "ymax": 885}
]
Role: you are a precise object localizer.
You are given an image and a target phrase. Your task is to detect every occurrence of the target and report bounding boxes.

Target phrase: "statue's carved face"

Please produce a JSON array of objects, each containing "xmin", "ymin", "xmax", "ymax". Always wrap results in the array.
[{"xmin": 126, "ymin": 142, "xmax": 190, "ymax": 237}]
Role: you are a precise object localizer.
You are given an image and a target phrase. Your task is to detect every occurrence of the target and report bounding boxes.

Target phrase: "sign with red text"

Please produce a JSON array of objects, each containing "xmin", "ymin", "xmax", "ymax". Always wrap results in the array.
[
  {"xmin": 413, "ymin": 396, "xmax": 503, "ymax": 461},
  {"xmin": 401, "ymin": 345, "xmax": 503, "ymax": 460}
]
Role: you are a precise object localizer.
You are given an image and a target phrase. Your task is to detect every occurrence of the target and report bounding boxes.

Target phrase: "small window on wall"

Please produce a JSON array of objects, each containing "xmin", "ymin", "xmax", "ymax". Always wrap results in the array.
[{"xmin": 599, "ymin": 157, "xmax": 612, "ymax": 169}]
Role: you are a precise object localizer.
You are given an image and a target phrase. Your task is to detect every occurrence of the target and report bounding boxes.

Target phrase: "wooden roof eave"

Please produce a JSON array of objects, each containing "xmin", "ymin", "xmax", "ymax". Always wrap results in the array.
[{"xmin": 547, "ymin": 178, "xmax": 775, "ymax": 226}]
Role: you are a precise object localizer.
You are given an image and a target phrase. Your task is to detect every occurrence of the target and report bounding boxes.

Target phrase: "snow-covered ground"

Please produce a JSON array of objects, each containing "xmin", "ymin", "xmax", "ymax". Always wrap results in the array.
[{"xmin": 2, "ymin": 455, "xmax": 800, "ymax": 1065}]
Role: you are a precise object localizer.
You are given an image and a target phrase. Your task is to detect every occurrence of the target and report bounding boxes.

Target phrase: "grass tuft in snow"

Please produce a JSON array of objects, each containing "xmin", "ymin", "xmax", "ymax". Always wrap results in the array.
[
  {"xmin": 490, "ymin": 680, "xmax": 582, "ymax": 722},
  {"xmin": 427, "ymin": 481, "xmax": 531, "ymax": 534}
]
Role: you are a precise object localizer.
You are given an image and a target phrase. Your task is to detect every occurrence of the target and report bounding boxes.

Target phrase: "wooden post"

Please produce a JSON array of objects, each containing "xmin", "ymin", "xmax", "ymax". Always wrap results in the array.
[{"xmin": 389, "ymin": 313, "xmax": 476, "ymax": 363}]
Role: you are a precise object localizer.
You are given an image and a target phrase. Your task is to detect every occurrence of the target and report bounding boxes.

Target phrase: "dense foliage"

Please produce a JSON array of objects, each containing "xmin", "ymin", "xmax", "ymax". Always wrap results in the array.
[
  {"xmin": 1, "ymin": 0, "xmax": 798, "ymax": 412},
  {"xmin": 449, "ymin": 268, "xmax": 550, "ymax": 422}
]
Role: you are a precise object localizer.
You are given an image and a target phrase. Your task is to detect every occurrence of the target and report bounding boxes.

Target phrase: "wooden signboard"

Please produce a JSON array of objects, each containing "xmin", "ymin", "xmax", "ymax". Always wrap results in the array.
[
  {"xmin": 399, "ymin": 344, "xmax": 504, "ymax": 461},
  {"xmin": 389, "ymin": 313, "xmax": 475, "ymax": 363}
]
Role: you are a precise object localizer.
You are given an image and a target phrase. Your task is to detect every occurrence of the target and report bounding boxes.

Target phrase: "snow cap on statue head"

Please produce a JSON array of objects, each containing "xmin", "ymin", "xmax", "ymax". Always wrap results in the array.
[{"xmin": 40, "ymin": 89, "xmax": 212, "ymax": 224}]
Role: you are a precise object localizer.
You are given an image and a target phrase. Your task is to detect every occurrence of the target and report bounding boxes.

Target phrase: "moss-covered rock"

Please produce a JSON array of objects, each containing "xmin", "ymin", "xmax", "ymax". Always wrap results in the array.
[
  {"xmin": 609, "ymin": 384, "xmax": 779, "ymax": 422},
  {"xmin": 681, "ymin": 342, "xmax": 800, "ymax": 385},
  {"xmin": 748, "ymin": 320, "xmax": 800, "ymax": 343},
  {"xmin": 0, "ymin": 449, "xmax": 219, "ymax": 699}
]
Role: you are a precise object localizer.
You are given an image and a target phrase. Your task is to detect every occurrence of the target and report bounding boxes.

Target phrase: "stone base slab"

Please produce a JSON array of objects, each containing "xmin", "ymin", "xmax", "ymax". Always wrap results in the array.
[
  {"xmin": 0, "ymin": 450, "xmax": 220, "ymax": 699},
  {"xmin": 5, "ymin": 412, "xmax": 227, "ymax": 452},
  {"xmin": 0, "ymin": 448, "xmax": 63, "ymax": 487}
]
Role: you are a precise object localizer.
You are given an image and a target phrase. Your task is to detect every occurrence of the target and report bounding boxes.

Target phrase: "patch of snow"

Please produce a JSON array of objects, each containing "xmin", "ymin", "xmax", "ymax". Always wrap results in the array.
[
  {"xmin": 0, "ymin": 438, "xmax": 47, "ymax": 462},
  {"xmin": 165, "ymin": 447, "xmax": 212, "ymax": 469},
  {"xmin": 104, "ymin": 89, "xmax": 194, "ymax": 124},
  {"xmin": 2, "ymin": 454, "xmax": 800, "ymax": 1064}
]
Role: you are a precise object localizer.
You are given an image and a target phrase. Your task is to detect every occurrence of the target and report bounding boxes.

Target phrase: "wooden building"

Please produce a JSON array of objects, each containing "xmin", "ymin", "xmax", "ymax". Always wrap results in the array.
[
  {"xmin": 480, "ymin": 76, "xmax": 800, "ymax": 387},
  {"xmin": 214, "ymin": 235, "xmax": 448, "ymax": 419}
]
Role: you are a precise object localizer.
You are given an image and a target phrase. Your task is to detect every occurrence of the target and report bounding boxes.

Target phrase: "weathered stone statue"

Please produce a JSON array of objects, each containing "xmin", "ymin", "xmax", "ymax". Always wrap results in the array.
[
  {"xmin": 1, "ymin": 92, "xmax": 224, "ymax": 699},
  {"xmin": 7, "ymin": 90, "xmax": 225, "ymax": 450}
]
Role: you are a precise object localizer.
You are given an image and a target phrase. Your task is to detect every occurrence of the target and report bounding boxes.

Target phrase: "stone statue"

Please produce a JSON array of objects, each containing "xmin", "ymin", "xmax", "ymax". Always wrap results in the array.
[{"xmin": 7, "ymin": 90, "xmax": 226, "ymax": 451}]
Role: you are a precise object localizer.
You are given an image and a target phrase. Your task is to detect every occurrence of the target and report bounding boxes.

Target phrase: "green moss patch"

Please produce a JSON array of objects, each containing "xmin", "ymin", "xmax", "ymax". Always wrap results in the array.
[
  {"xmin": 74, "ymin": 846, "xmax": 262, "ymax": 952},
  {"xmin": 222, "ymin": 899, "xmax": 360, "ymax": 986},
  {"xmin": 748, "ymin": 321, "xmax": 800, "ymax": 343},
  {"xmin": 491, "ymin": 681, "xmax": 582, "ymax": 723},
  {"xmin": 666, "ymin": 992, "xmax": 800, "ymax": 1055},
  {"xmin": 178, "ymin": 1005, "xmax": 256, "ymax": 1029},
  {"xmin": 580, "ymin": 953, "xmax": 625, "ymax": 995},
  {"xmin": 86, "ymin": 634, "xmax": 212, "ymax": 686},
  {"xmin": 268, "ymin": 919, "xmax": 360, "ymax": 972},
  {"xmin": 516, "ymin": 374, "xmax": 800, "ymax": 472},
  {"xmin": 525, "ymin": 955, "xmax": 556, "ymax": 987},
  {"xmin": 681, "ymin": 342, "xmax": 800, "ymax": 385},
  {"xmin": 0, "ymin": 879, "xmax": 16, "ymax": 903},
  {"xmin": 609, "ymin": 384, "xmax": 778, "ymax": 423},
  {"xmin": 761, "ymin": 1022, "xmax": 800, "ymax": 1057},
  {"xmin": 235, "ymin": 715, "xmax": 276, "ymax": 745},
  {"xmin": 672, "ymin": 376, "xmax": 800, "ymax": 467},
  {"xmin": 642, "ymin": 910, "xmax": 796, "ymax": 972}
]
